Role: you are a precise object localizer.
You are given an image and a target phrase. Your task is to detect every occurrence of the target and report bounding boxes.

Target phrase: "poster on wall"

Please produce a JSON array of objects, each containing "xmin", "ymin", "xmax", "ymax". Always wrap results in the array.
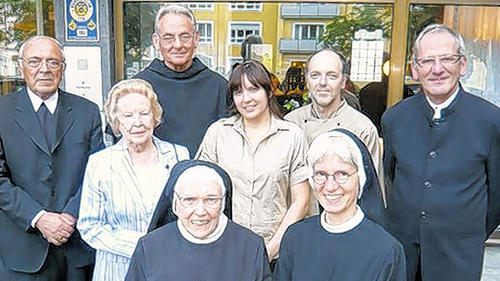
[
  {"xmin": 63, "ymin": 46, "xmax": 103, "ymax": 109},
  {"xmin": 350, "ymin": 29, "xmax": 384, "ymax": 82},
  {"xmin": 249, "ymin": 44, "xmax": 273, "ymax": 72},
  {"xmin": 65, "ymin": 0, "xmax": 99, "ymax": 42}
]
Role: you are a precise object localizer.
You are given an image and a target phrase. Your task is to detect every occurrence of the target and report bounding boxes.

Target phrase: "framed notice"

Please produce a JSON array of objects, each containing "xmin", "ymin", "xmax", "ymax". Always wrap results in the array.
[{"xmin": 65, "ymin": 0, "xmax": 99, "ymax": 42}]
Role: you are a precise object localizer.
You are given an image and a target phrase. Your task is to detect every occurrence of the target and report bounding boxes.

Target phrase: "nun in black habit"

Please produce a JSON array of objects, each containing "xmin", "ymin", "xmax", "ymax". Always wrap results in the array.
[
  {"xmin": 273, "ymin": 129, "xmax": 406, "ymax": 281},
  {"xmin": 125, "ymin": 160, "xmax": 272, "ymax": 281}
]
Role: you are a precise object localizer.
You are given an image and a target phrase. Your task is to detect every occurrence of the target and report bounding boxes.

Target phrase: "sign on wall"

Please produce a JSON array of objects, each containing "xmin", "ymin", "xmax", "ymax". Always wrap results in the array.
[
  {"xmin": 63, "ymin": 46, "xmax": 103, "ymax": 109},
  {"xmin": 65, "ymin": 0, "xmax": 99, "ymax": 42},
  {"xmin": 350, "ymin": 29, "xmax": 384, "ymax": 82}
]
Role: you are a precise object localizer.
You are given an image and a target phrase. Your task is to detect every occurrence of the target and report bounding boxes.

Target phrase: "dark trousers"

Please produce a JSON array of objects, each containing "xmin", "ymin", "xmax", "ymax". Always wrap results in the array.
[{"xmin": 0, "ymin": 246, "xmax": 93, "ymax": 281}]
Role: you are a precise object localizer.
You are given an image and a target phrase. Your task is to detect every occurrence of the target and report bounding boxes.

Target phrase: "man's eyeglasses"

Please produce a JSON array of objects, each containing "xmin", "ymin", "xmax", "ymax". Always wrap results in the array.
[
  {"xmin": 414, "ymin": 54, "xmax": 462, "ymax": 70},
  {"xmin": 20, "ymin": 57, "xmax": 64, "ymax": 70},
  {"xmin": 175, "ymin": 192, "xmax": 224, "ymax": 209},
  {"xmin": 156, "ymin": 32, "xmax": 193, "ymax": 46},
  {"xmin": 312, "ymin": 170, "xmax": 358, "ymax": 185}
]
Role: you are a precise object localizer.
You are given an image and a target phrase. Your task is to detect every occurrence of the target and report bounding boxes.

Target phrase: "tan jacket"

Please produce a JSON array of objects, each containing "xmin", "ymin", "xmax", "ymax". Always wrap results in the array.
[{"xmin": 196, "ymin": 115, "xmax": 309, "ymax": 242}]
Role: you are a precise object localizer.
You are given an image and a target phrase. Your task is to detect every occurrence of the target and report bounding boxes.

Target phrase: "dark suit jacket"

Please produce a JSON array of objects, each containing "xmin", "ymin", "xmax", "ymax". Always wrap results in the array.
[
  {"xmin": 382, "ymin": 88, "xmax": 499, "ymax": 281},
  {"xmin": 0, "ymin": 88, "xmax": 104, "ymax": 273}
]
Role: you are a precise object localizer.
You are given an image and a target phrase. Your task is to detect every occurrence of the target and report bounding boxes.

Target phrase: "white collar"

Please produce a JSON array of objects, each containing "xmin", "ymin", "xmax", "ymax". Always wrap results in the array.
[
  {"xmin": 321, "ymin": 206, "xmax": 365, "ymax": 233},
  {"xmin": 177, "ymin": 213, "xmax": 228, "ymax": 244},
  {"xmin": 27, "ymin": 88, "xmax": 59, "ymax": 114},
  {"xmin": 425, "ymin": 87, "xmax": 459, "ymax": 119}
]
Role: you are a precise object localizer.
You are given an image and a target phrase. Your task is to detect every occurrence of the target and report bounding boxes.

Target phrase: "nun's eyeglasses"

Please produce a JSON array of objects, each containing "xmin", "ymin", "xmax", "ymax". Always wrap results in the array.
[
  {"xmin": 312, "ymin": 170, "xmax": 357, "ymax": 185},
  {"xmin": 175, "ymin": 192, "xmax": 224, "ymax": 209}
]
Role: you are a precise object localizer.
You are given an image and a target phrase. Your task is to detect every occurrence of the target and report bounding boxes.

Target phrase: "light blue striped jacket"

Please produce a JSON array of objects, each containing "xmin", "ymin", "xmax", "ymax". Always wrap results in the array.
[{"xmin": 77, "ymin": 136, "xmax": 189, "ymax": 281}]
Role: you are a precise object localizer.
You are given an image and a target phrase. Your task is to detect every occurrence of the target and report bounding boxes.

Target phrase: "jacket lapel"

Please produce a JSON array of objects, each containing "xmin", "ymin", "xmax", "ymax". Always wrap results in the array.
[
  {"xmin": 13, "ymin": 88, "xmax": 50, "ymax": 155},
  {"xmin": 155, "ymin": 138, "xmax": 178, "ymax": 189},
  {"xmin": 52, "ymin": 91, "xmax": 75, "ymax": 153}
]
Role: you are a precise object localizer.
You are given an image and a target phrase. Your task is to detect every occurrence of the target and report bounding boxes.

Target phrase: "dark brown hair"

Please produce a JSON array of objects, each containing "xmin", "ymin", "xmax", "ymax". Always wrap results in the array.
[{"xmin": 227, "ymin": 60, "xmax": 283, "ymax": 118}]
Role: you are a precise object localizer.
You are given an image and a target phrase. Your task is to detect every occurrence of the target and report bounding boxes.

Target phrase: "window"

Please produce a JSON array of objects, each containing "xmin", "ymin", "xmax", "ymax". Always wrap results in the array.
[
  {"xmin": 197, "ymin": 54, "xmax": 213, "ymax": 68},
  {"xmin": 229, "ymin": 22, "xmax": 261, "ymax": 44},
  {"xmin": 228, "ymin": 57, "xmax": 244, "ymax": 72},
  {"xmin": 293, "ymin": 24, "xmax": 325, "ymax": 40},
  {"xmin": 230, "ymin": 2, "xmax": 262, "ymax": 11},
  {"xmin": 182, "ymin": 2, "xmax": 213, "ymax": 10},
  {"xmin": 197, "ymin": 21, "xmax": 213, "ymax": 44}
]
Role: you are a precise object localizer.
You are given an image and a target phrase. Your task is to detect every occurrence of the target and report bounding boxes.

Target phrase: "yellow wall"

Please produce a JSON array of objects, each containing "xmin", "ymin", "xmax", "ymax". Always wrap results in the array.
[{"xmin": 193, "ymin": 3, "xmax": 282, "ymax": 73}]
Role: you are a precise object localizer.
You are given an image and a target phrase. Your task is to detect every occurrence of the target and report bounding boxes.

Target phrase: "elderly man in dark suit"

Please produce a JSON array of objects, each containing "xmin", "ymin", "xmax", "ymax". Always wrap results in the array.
[
  {"xmin": 382, "ymin": 24, "xmax": 499, "ymax": 281},
  {"xmin": 0, "ymin": 36, "xmax": 104, "ymax": 280}
]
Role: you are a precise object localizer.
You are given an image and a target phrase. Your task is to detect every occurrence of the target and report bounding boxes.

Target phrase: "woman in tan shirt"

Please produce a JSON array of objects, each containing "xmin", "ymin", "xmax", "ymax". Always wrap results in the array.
[{"xmin": 196, "ymin": 60, "xmax": 310, "ymax": 263}]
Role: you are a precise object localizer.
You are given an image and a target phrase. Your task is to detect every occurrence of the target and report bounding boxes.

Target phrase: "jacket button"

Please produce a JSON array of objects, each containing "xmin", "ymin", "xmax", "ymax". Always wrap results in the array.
[
  {"xmin": 423, "ymin": 181, "xmax": 432, "ymax": 188},
  {"xmin": 420, "ymin": 211, "xmax": 427, "ymax": 219}
]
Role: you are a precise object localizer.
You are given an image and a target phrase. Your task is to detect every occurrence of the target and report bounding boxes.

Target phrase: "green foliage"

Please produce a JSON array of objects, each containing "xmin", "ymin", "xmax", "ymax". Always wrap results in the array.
[
  {"xmin": 0, "ymin": 0, "xmax": 37, "ymax": 49},
  {"xmin": 320, "ymin": 4, "xmax": 442, "ymax": 61},
  {"xmin": 320, "ymin": 4, "xmax": 392, "ymax": 58},
  {"xmin": 124, "ymin": 3, "xmax": 156, "ymax": 61},
  {"xmin": 407, "ymin": 5, "xmax": 443, "ymax": 58}
]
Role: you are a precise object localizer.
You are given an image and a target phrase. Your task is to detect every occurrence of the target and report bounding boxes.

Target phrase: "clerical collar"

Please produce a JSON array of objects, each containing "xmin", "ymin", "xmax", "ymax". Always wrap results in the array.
[
  {"xmin": 177, "ymin": 213, "xmax": 228, "ymax": 244},
  {"xmin": 425, "ymin": 87, "xmax": 459, "ymax": 119},
  {"xmin": 27, "ymin": 88, "xmax": 59, "ymax": 114},
  {"xmin": 321, "ymin": 206, "xmax": 365, "ymax": 233}
]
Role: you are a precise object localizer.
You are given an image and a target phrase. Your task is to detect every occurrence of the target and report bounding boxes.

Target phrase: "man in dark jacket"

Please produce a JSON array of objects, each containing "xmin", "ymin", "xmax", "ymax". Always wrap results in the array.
[
  {"xmin": 0, "ymin": 36, "xmax": 103, "ymax": 280},
  {"xmin": 134, "ymin": 4, "xmax": 227, "ymax": 157},
  {"xmin": 382, "ymin": 24, "xmax": 499, "ymax": 281}
]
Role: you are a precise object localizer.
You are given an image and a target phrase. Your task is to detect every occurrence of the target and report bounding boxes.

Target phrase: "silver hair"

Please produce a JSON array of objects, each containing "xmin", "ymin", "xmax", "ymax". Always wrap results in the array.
[
  {"xmin": 154, "ymin": 4, "xmax": 197, "ymax": 33},
  {"xmin": 18, "ymin": 35, "xmax": 65, "ymax": 61},
  {"xmin": 307, "ymin": 131, "xmax": 366, "ymax": 198},
  {"xmin": 412, "ymin": 23, "xmax": 466, "ymax": 62},
  {"xmin": 307, "ymin": 135, "xmax": 357, "ymax": 170}
]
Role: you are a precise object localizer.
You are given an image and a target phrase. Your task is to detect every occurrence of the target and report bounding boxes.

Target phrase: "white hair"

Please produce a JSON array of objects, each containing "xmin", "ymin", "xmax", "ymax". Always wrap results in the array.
[
  {"xmin": 307, "ymin": 131, "xmax": 366, "ymax": 198},
  {"xmin": 18, "ymin": 35, "xmax": 65, "ymax": 61},
  {"xmin": 412, "ymin": 23, "xmax": 466, "ymax": 62},
  {"xmin": 154, "ymin": 4, "xmax": 197, "ymax": 32}
]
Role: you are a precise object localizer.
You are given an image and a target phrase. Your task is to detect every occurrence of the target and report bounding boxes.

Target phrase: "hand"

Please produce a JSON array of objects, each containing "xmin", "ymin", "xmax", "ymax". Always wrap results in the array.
[
  {"xmin": 60, "ymin": 213, "xmax": 76, "ymax": 226},
  {"xmin": 266, "ymin": 239, "xmax": 279, "ymax": 261},
  {"xmin": 35, "ymin": 212, "xmax": 75, "ymax": 246}
]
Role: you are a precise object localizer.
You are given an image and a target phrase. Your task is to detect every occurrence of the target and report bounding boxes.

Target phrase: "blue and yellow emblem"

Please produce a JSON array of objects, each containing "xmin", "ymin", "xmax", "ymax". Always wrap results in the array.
[{"xmin": 65, "ymin": 0, "xmax": 99, "ymax": 41}]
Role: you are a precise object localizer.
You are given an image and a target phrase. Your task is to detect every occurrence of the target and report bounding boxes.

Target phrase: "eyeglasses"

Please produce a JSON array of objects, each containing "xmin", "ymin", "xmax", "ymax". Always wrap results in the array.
[
  {"xmin": 414, "ymin": 54, "xmax": 462, "ymax": 70},
  {"xmin": 20, "ymin": 57, "xmax": 64, "ymax": 70},
  {"xmin": 118, "ymin": 111, "xmax": 152, "ymax": 126},
  {"xmin": 312, "ymin": 170, "xmax": 358, "ymax": 185},
  {"xmin": 156, "ymin": 32, "xmax": 193, "ymax": 46},
  {"xmin": 175, "ymin": 192, "xmax": 224, "ymax": 209}
]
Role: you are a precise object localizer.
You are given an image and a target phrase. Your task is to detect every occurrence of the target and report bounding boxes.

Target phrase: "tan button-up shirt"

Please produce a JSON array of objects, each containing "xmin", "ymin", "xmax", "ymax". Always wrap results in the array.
[
  {"xmin": 196, "ymin": 115, "xmax": 309, "ymax": 242},
  {"xmin": 285, "ymin": 101, "xmax": 385, "ymax": 204}
]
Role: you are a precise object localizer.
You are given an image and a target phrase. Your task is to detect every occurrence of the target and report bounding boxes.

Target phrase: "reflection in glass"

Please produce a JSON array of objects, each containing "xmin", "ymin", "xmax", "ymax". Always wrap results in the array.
[
  {"xmin": 0, "ymin": 0, "xmax": 54, "ymax": 94},
  {"xmin": 406, "ymin": 5, "xmax": 500, "ymax": 106},
  {"xmin": 123, "ymin": 2, "xmax": 393, "ymax": 113}
]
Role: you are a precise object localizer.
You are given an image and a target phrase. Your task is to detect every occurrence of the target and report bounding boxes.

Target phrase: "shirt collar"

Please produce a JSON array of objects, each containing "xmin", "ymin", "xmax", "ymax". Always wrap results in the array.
[
  {"xmin": 177, "ymin": 213, "xmax": 228, "ymax": 244},
  {"xmin": 230, "ymin": 114, "xmax": 285, "ymax": 135},
  {"xmin": 310, "ymin": 98, "xmax": 347, "ymax": 119},
  {"xmin": 425, "ymin": 86, "xmax": 459, "ymax": 119},
  {"xmin": 27, "ymin": 88, "xmax": 59, "ymax": 114},
  {"xmin": 321, "ymin": 205, "xmax": 365, "ymax": 233}
]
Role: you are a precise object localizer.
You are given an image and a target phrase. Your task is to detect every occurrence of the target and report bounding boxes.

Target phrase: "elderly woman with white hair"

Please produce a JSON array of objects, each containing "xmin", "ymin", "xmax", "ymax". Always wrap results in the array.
[
  {"xmin": 125, "ymin": 160, "xmax": 272, "ymax": 281},
  {"xmin": 273, "ymin": 129, "xmax": 406, "ymax": 281},
  {"xmin": 77, "ymin": 79, "xmax": 189, "ymax": 281}
]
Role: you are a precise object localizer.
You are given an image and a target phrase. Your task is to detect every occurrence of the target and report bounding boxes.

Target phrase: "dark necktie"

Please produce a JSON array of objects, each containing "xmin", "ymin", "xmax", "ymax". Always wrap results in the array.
[{"xmin": 37, "ymin": 102, "xmax": 52, "ymax": 148}]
